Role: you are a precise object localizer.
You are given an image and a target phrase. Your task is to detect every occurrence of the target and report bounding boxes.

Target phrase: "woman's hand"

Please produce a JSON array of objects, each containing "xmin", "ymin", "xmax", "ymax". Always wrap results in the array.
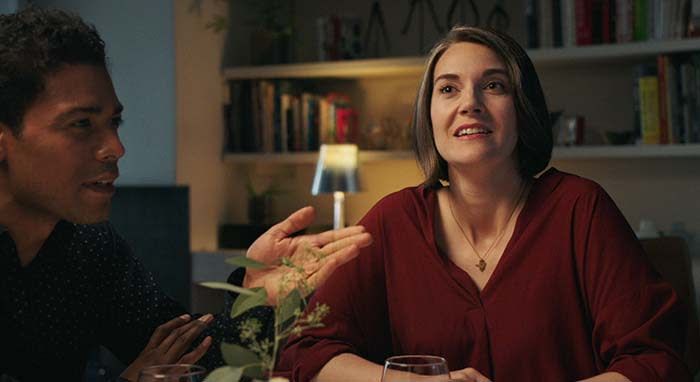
[
  {"xmin": 450, "ymin": 367, "xmax": 492, "ymax": 382},
  {"xmin": 119, "ymin": 314, "xmax": 213, "ymax": 382},
  {"xmin": 244, "ymin": 206, "xmax": 373, "ymax": 305}
]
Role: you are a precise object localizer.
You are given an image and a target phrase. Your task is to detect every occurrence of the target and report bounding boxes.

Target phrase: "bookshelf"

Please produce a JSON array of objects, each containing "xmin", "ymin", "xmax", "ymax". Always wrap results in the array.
[
  {"xmin": 222, "ymin": 37, "xmax": 700, "ymax": 160},
  {"xmin": 223, "ymin": 38, "xmax": 700, "ymax": 80},
  {"xmin": 223, "ymin": 144, "xmax": 700, "ymax": 164}
]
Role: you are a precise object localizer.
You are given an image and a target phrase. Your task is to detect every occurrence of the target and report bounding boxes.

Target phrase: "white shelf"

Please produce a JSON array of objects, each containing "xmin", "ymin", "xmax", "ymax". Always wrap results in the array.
[
  {"xmin": 552, "ymin": 144, "xmax": 700, "ymax": 159},
  {"xmin": 223, "ymin": 38, "xmax": 700, "ymax": 79},
  {"xmin": 223, "ymin": 145, "xmax": 700, "ymax": 164},
  {"xmin": 223, "ymin": 150, "xmax": 414, "ymax": 164}
]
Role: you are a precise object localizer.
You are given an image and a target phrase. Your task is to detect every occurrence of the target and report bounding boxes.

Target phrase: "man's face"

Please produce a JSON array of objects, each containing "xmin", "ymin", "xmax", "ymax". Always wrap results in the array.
[{"xmin": 0, "ymin": 64, "xmax": 125, "ymax": 224}]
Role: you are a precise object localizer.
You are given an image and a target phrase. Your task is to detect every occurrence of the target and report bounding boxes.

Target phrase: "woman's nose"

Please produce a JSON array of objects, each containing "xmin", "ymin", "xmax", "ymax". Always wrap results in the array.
[{"xmin": 458, "ymin": 88, "xmax": 483, "ymax": 115}]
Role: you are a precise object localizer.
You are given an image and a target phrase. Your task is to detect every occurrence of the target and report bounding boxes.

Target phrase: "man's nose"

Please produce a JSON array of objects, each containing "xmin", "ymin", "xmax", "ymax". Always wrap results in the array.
[{"xmin": 96, "ymin": 129, "xmax": 125, "ymax": 162}]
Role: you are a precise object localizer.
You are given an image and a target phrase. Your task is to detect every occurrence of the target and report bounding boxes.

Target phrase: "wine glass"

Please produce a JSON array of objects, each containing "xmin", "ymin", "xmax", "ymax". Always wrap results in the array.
[
  {"xmin": 137, "ymin": 364, "xmax": 207, "ymax": 382},
  {"xmin": 381, "ymin": 355, "xmax": 450, "ymax": 382}
]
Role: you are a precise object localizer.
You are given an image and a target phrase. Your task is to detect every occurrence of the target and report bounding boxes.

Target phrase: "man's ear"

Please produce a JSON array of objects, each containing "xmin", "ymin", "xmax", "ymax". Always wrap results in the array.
[{"xmin": 0, "ymin": 123, "xmax": 9, "ymax": 162}]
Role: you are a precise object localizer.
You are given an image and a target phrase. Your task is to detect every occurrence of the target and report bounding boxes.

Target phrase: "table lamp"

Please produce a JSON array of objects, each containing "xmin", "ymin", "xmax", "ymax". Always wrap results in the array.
[{"xmin": 311, "ymin": 144, "xmax": 360, "ymax": 229}]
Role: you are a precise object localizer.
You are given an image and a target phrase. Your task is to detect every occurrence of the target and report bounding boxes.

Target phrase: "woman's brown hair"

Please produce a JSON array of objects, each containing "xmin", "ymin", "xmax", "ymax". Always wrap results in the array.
[{"xmin": 412, "ymin": 26, "xmax": 552, "ymax": 187}]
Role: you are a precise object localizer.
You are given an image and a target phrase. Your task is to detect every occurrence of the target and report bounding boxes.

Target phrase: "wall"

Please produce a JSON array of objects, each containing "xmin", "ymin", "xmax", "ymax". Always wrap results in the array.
[
  {"xmin": 174, "ymin": 0, "xmax": 230, "ymax": 249},
  {"xmin": 0, "ymin": 0, "xmax": 21, "ymax": 13},
  {"xmin": 32, "ymin": 0, "xmax": 176, "ymax": 185}
]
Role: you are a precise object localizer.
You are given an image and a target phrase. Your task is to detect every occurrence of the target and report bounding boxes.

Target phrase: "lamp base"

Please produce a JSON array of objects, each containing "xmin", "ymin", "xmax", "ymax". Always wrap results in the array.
[{"xmin": 333, "ymin": 191, "xmax": 345, "ymax": 229}]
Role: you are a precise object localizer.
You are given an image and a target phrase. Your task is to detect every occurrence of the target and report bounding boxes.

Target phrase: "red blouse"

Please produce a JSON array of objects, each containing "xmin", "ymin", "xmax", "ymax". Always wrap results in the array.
[{"xmin": 278, "ymin": 168, "xmax": 690, "ymax": 381}]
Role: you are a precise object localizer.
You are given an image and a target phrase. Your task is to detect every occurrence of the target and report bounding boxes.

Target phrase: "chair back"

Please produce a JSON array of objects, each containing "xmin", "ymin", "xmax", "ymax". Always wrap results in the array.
[{"xmin": 640, "ymin": 236, "xmax": 700, "ymax": 376}]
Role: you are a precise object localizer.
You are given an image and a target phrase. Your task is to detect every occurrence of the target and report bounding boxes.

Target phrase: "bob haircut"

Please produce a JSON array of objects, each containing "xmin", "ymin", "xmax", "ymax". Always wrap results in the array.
[{"xmin": 412, "ymin": 26, "xmax": 552, "ymax": 188}]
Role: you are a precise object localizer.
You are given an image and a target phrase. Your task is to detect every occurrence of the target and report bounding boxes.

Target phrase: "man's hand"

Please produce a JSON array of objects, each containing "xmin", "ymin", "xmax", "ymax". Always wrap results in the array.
[
  {"xmin": 244, "ymin": 206, "xmax": 373, "ymax": 305},
  {"xmin": 119, "ymin": 314, "xmax": 213, "ymax": 382}
]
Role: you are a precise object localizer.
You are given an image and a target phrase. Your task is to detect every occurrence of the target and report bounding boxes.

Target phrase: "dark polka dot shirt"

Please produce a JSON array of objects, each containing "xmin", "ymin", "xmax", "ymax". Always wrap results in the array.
[{"xmin": 0, "ymin": 221, "xmax": 273, "ymax": 381}]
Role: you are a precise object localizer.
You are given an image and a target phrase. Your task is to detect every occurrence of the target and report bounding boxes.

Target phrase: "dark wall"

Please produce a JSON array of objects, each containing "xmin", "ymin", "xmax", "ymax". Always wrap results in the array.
[{"xmin": 109, "ymin": 186, "xmax": 191, "ymax": 310}]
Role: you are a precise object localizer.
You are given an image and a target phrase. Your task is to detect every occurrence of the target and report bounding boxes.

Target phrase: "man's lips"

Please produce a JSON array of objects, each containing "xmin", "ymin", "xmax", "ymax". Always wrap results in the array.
[
  {"xmin": 83, "ymin": 172, "xmax": 118, "ymax": 193},
  {"xmin": 454, "ymin": 123, "xmax": 492, "ymax": 137}
]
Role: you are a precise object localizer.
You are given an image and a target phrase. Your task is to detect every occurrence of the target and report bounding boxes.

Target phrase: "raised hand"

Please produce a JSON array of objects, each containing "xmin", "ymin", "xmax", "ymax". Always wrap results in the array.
[
  {"xmin": 450, "ymin": 367, "xmax": 492, "ymax": 382},
  {"xmin": 243, "ymin": 206, "xmax": 373, "ymax": 304},
  {"xmin": 119, "ymin": 314, "xmax": 213, "ymax": 382}
]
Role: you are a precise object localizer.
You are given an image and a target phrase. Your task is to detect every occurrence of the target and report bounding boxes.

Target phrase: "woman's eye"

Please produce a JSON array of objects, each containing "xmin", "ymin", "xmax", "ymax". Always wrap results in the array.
[
  {"xmin": 484, "ymin": 81, "xmax": 507, "ymax": 92},
  {"xmin": 439, "ymin": 85, "xmax": 455, "ymax": 94}
]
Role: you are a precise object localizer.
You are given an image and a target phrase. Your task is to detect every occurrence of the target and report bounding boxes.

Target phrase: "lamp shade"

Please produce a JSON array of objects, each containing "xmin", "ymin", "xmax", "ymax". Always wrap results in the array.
[{"xmin": 311, "ymin": 144, "xmax": 360, "ymax": 194}]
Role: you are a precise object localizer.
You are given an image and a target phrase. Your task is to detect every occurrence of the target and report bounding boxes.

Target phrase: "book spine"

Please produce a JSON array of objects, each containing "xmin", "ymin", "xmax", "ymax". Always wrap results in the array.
[
  {"xmin": 592, "ymin": 0, "xmax": 603, "ymax": 43},
  {"xmin": 562, "ymin": 0, "xmax": 577, "ymax": 46},
  {"xmin": 527, "ymin": 0, "xmax": 540, "ymax": 48},
  {"xmin": 667, "ymin": 57, "xmax": 682, "ymax": 143},
  {"xmin": 657, "ymin": 55, "xmax": 669, "ymax": 144},
  {"xmin": 639, "ymin": 73, "xmax": 661, "ymax": 144},
  {"xmin": 541, "ymin": 0, "xmax": 554, "ymax": 47},
  {"xmin": 553, "ymin": 0, "xmax": 564, "ymax": 46},
  {"xmin": 680, "ymin": 61, "xmax": 694, "ymax": 143},
  {"xmin": 576, "ymin": 0, "xmax": 593, "ymax": 45},
  {"xmin": 602, "ymin": 0, "xmax": 613, "ymax": 42},
  {"xmin": 634, "ymin": 0, "xmax": 648, "ymax": 40}
]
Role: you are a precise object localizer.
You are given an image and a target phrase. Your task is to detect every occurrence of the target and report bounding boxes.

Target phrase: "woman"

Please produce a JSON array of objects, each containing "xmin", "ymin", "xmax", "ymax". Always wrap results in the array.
[{"xmin": 277, "ymin": 27, "xmax": 690, "ymax": 382}]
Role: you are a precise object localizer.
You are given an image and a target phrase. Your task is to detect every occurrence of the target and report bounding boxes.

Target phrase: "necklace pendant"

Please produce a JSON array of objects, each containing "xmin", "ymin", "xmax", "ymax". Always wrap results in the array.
[{"xmin": 476, "ymin": 259, "xmax": 487, "ymax": 272}]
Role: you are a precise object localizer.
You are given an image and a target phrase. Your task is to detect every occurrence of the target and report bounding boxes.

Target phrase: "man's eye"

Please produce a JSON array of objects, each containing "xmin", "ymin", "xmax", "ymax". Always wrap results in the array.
[
  {"xmin": 111, "ymin": 116, "xmax": 124, "ymax": 129},
  {"xmin": 71, "ymin": 119, "xmax": 92, "ymax": 129}
]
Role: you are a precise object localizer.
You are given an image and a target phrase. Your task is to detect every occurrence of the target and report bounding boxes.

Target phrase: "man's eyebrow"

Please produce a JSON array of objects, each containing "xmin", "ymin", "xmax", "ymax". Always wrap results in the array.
[
  {"xmin": 433, "ymin": 68, "xmax": 509, "ymax": 85},
  {"xmin": 53, "ymin": 103, "xmax": 124, "ymax": 123}
]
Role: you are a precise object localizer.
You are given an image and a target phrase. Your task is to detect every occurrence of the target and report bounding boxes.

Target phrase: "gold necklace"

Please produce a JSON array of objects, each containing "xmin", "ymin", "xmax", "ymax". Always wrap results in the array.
[{"xmin": 446, "ymin": 182, "xmax": 528, "ymax": 272}]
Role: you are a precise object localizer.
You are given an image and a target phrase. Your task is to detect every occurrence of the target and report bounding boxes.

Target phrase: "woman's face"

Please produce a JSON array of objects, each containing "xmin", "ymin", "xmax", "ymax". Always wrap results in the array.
[{"xmin": 430, "ymin": 42, "xmax": 518, "ymax": 173}]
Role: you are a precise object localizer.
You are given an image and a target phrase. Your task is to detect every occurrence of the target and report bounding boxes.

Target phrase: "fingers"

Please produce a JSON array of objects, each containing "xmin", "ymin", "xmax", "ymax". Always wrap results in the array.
[
  {"xmin": 306, "ymin": 244, "xmax": 360, "ymax": 290},
  {"xmin": 159, "ymin": 314, "xmax": 214, "ymax": 361},
  {"xmin": 317, "ymin": 230, "xmax": 373, "ymax": 257},
  {"xmin": 450, "ymin": 368, "xmax": 492, "ymax": 382},
  {"xmin": 146, "ymin": 314, "xmax": 191, "ymax": 349},
  {"xmin": 266, "ymin": 206, "xmax": 316, "ymax": 241},
  {"xmin": 306, "ymin": 225, "xmax": 368, "ymax": 248},
  {"xmin": 178, "ymin": 336, "xmax": 212, "ymax": 364}
]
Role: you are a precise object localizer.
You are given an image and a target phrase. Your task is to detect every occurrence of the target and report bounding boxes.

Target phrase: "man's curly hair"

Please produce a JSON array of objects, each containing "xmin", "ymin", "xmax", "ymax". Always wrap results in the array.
[{"xmin": 0, "ymin": 6, "xmax": 107, "ymax": 135}]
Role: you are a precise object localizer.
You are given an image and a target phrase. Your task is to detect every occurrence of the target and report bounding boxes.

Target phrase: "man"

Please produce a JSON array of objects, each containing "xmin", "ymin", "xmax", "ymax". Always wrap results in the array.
[{"xmin": 0, "ymin": 6, "xmax": 372, "ymax": 381}]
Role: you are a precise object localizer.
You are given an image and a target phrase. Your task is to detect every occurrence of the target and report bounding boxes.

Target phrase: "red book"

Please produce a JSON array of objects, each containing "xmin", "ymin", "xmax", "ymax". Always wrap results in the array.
[
  {"xmin": 335, "ymin": 107, "xmax": 358, "ymax": 143},
  {"xmin": 576, "ymin": 0, "xmax": 593, "ymax": 45}
]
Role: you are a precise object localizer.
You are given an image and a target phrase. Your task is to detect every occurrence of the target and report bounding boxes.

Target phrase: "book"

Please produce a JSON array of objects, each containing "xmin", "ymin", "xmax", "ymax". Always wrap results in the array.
[
  {"xmin": 540, "ymin": 0, "xmax": 554, "ymax": 47},
  {"xmin": 335, "ymin": 107, "xmax": 358, "ymax": 143},
  {"xmin": 553, "ymin": 0, "xmax": 564, "ymax": 46},
  {"xmin": 638, "ymin": 66, "xmax": 661, "ymax": 144},
  {"xmin": 526, "ymin": 0, "xmax": 540, "ymax": 48},
  {"xmin": 656, "ymin": 55, "xmax": 669, "ymax": 144},
  {"xmin": 616, "ymin": 0, "xmax": 634, "ymax": 42},
  {"xmin": 562, "ymin": 0, "xmax": 577, "ymax": 46},
  {"xmin": 634, "ymin": 0, "xmax": 648, "ymax": 41},
  {"xmin": 576, "ymin": 0, "xmax": 594, "ymax": 45}
]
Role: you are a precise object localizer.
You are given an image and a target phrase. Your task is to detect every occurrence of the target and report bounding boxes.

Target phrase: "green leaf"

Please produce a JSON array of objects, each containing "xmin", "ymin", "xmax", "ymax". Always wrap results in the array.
[
  {"xmin": 231, "ymin": 288, "xmax": 268, "ymax": 319},
  {"xmin": 278, "ymin": 288, "xmax": 302, "ymax": 325},
  {"xmin": 221, "ymin": 343, "xmax": 264, "ymax": 378},
  {"xmin": 200, "ymin": 282, "xmax": 256, "ymax": 296},
  {"xmin": 226, "ymin": 255, "xmax": 267, "ymax": 269},
  {"xmin": 204, "ymin": 366, "xmax": 243, "ymax": 382}
]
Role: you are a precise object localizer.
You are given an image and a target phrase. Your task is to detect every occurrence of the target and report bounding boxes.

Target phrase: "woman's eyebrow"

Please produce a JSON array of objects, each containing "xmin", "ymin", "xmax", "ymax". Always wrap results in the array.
[{"xmin": 433, "ymin": 72, "xmax": 460, "ymax": 85}]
